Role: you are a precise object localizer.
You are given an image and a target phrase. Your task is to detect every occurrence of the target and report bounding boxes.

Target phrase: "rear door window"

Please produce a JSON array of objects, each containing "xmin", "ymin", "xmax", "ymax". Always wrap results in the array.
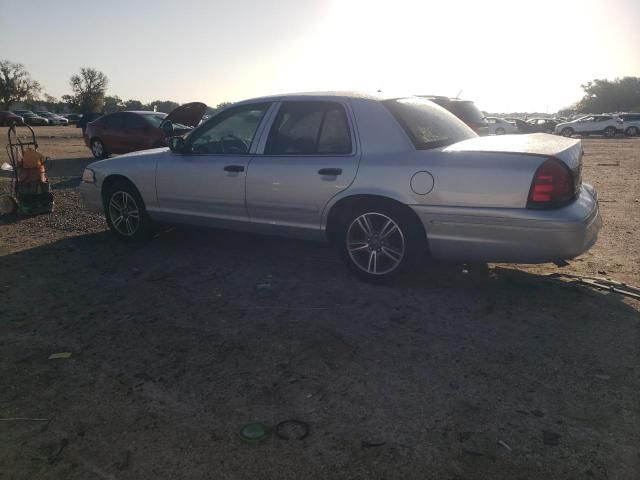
[
  {"xmin": 265, "ymin": 101, "xmax": 352, "ymax": 155},
  {"xmin": 103, "ymin": 114, "xmax": 124, "ymax": 129},
  {"xmin": 123, "ymin": 113, "xmax": 148, "ymax": 129}
]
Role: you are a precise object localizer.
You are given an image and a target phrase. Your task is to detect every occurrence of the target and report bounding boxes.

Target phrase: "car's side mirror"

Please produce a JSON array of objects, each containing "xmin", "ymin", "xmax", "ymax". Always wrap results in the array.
[
  {"xmin": 168, "ymin": 136, "xmax": 186, "ymax": 153},
  {"xmin": 161, "ymin": 120, "xmax": 174, "ymax": 136}
]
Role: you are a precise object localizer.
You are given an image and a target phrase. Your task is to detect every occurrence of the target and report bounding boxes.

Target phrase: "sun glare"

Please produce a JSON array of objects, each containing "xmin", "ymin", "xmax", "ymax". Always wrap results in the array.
[{"xmin": 270, "ymin": 0, "xmax": 611, "ymax": 112}]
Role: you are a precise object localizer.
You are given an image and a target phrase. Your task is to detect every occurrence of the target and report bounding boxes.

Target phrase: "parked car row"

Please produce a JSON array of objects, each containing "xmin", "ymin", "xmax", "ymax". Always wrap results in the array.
[{"xmin": 0, "ymin": 110, "xmax": 89, "ymax": 126}]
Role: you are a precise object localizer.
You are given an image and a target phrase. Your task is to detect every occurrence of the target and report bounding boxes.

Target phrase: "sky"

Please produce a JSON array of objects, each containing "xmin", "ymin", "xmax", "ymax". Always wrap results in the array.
[{"xmin": 1, "ymin": 0, "xmax": 639, "ymax": 113}]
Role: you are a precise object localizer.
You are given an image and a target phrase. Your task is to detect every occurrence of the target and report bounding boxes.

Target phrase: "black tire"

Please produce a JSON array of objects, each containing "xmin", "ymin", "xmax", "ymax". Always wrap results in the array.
[
  {"xmin": 495, "ymin": 127, "xmax": 505, "ymax": 135},
  {"xmin": 604, "ymin": 126, "xmax": 616, "ymax": 138},
  {"xmin": 625, "ymin": 126, "xmax": 639, "ymax": 137},
  {"xmin": 91, "ymin": 138, "xmax": 108, "ymax": 159},
  {"xmin": 337, "ymin": 201, "xmax": 426, "ymax": 284},
  {"xmin": 561, "ymin": 127, "xmax": 574, "ymax": 137},
  {"xmin": 103, "ymin": 180, "xmax": 152, "ymax": 242},
  {"xmin": 544, "ymin": 128, "xmax": 553, "ymax": 134}
]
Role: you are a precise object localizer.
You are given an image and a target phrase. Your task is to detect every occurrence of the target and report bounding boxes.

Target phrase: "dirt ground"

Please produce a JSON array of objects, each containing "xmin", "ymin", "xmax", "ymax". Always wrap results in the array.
[{"xmin": 1, "ymin": 126, "xmax": 639, "ymax": 479}]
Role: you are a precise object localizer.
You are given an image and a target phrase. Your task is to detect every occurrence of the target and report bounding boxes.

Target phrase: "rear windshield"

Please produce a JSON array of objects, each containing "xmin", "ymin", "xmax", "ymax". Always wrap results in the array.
[{"xmin": 383, "ymin": 98, "xmax": 476, "ymax": 149}]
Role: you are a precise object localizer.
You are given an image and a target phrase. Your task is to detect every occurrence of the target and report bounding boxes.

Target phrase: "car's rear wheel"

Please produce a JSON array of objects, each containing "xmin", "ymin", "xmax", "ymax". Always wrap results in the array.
[
  {"xmin": 495, "ymin": 127, "xmax": 505, "ymax": 135},
  {"xmin": 338, "ymin": 202, "xmax": 425, "ymax": 283},
  {"xmin": 625, "ymin": 126, "xmax": 639, "ymax": 137},
  {"xmin": 604, "ymin": 126, "xmax": 616, "ymax": 138},
  {"xmin": 91, "ymin": 138, "xmax": 108, "ymax": 159},
  {"xmin": 544, "ymin": 128, "xmax": 553, "ymax": 134},
  {"xmin": 561, "ymin": 127, "xmax": 574, "ymax": 137},
  {"xmin": 104, "ymin": 180, "xmax": 152, "ymax": 242}
]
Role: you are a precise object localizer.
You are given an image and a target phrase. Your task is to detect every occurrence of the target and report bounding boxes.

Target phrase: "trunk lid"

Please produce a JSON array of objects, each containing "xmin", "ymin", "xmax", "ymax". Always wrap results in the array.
[
  {"xmin": 444, "ymin": 133, "xmax": 583, "ymax": 194},
  {"xmin": 166, "ymin": 102, "xmax": 207, "ymax": 127}
]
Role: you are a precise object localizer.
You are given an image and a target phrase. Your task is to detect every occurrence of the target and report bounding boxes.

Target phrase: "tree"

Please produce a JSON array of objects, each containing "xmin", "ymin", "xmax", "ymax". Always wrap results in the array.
[
  {"xmin": 104, "ymin": 95, "xmax": 125, "ymax": 113},
  {"xmin": 67, "ymin": 67, "xmax": 109, "ymax": 113},
  {"xmin": 0, "ymin": 59, "xmax": 41, "ymax": 109},
  {"xmin": 36, "ymin": 93, "xmax": 61, "ymax": 112},
  {"xmin": 570, "ymin": 77, "xmax": 640, "ymax": 113},
  {"xmin": 206, "ymin": 102, "xmax": 232, "ymax": 116},
  {"xmin": 124, "ymin": 99, "xmax": 143, "ymax": 110}
]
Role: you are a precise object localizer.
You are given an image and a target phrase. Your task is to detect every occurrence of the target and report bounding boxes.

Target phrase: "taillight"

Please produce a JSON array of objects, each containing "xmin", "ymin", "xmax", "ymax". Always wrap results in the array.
[{"xmin": 526, "ymin": 158, "xmax": 575, "ymax": 209}]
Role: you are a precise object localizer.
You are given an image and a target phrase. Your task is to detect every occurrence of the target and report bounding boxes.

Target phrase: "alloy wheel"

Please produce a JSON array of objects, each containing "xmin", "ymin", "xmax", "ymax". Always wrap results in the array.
[
  {"xmin": 108, "ymin": 191, "xmax": 140, "ymax": 236},
  {"xmin": 346, "ymin": 213, "xmax": 405, "ymax": 275},
  {"xmin": 92, "ymin": 140, "xmax": 104, "ymax": 158}
]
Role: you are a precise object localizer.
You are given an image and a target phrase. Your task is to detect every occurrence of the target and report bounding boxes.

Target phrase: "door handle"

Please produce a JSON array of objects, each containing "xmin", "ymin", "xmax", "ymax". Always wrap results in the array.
[
  {"xmin": 318, "ymin": 168, "xmax": 342, "ymax": 176},
  {"xmin": 224, "ymin": 165, "xmax": 245, "ymax": 172}
]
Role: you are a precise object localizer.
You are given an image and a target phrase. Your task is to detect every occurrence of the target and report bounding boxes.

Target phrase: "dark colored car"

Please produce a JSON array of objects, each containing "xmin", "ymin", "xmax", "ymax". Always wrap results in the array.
[
  {"xmin": 63, "ymin": 113, "xmax": 83, "ymax": 124},
  {"xmin": 12, "ymin": 110, "xmax": 49, "ymax": 126},
  {"xmin": 0, "ymin": 110, "xmax": 24, "ymax": 126},
  {"xmin": 417, "ymin": 96, "xmax": 489, "ymax": 135},
  {"xmin": 84, "ymin": 102, "xmax": 207, "ymax": 159},
  {"xmin": 77, "ymin": 112, "xmax": 104, "ymax": 134},
  {"xmin": 522, "ymin": 118, "xmax": 561, "ymax": 134}
]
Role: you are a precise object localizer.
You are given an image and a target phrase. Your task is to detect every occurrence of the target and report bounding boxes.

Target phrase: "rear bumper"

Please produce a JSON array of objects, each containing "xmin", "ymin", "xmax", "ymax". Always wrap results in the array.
[{"xmin": 411, "ymin": 184, "xmax": 602, "ymax": 263}]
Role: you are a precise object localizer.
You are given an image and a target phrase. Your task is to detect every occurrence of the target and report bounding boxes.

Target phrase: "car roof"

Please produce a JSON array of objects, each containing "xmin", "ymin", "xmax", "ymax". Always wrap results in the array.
[
  {"xmin": 233, "ymin": 91, "xmax": 393, "ymax": 106},
  {"xmin": 122, "ymin": 110, "xmax": 166, "ymax": 115}
]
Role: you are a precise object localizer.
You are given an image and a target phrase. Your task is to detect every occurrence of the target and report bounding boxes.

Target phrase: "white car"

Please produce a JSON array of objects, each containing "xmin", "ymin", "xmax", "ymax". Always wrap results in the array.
[
  {"xmin": 485, "ymin": 117, "xmax": 518, "ymax": 135},
  {"xmin": 554, "ymin": 115, "xmax": 623, "ymax": 138},
  {"xmin": 35, "ymin": 112, "xmax": 69, "ymax": 125},
  {"xmin": 618, "ymin": 113, "xmax": 640, "ymax": 136}
]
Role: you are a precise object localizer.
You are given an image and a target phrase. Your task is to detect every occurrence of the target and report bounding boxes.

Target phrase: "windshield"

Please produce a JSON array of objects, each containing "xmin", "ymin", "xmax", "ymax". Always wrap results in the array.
[
  {"xmin": 383, "ymin": 98, "xmax": 477, "ymax": 149},
  {"xmin": 140, "ymin": 112, "xmax": 167, "ymax": 128}
]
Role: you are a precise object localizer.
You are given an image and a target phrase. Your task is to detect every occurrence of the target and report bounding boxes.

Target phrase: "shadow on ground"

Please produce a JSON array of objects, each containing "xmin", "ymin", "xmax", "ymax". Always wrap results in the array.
[{"xmin": 1, "ymin": 228, "xmax": 638, "ymax": 479}]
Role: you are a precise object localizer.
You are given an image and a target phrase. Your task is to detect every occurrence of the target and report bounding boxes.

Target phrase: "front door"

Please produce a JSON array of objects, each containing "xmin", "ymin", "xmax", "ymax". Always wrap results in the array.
[
  {"xmin": 155, "ymin": 103, "xmax": 272, "ymax": 226},
  {"xmin": 246, "ymin": 100, "xmax": 360, "ymax": 236}
]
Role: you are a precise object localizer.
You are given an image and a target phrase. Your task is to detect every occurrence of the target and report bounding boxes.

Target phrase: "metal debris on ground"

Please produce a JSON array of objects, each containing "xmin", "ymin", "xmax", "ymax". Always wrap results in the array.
[
  {"xmin": 48, "ymin": 352, "xmax": 73, "ymax": 360},
  {"xmin": 498, "ymin": 440, "xmax": 512, "ymax": 451},
  {"xmin": 361, "ymin": 440, "xmax": 386, "ymax": 448},
  {"xmin": 549, "ymin": 273, "xmax": 640, "ymax": 300}
]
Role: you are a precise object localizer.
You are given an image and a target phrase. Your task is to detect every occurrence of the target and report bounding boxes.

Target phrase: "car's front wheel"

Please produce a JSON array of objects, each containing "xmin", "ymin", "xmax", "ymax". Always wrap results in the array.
[
  {"xmin": 604, "ymin": 126, "xmax": 617, "ymax": 138},
  {"xmin": 338, "ymin": 202, "xmax": 425, "ymax": 283},
  {"xmin": 104, "ymin": 181, "xmax": 152, "ymax": 242},
  {"xmin": 495, "ymin": 127, "xmax": 505, "ymax": 135},
  {"xmin": 91, "ymin": 138, "xmax": 108, "ymax": 159},
  {"xmin": 561, "ymin": 127, "xmax": 574, "ymax": 137}
]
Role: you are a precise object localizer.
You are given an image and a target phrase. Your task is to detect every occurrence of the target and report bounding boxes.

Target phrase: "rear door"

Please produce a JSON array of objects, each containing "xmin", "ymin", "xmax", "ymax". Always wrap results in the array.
[
  {"xmin": 246, "ymin": 100, "xmax": 360, "ymax": 235},
  {"xmin": 100, "ymin": 113, "xmax": 126, "ymax": 153},
  {"xmin": 121, "ymin": 113, "xmax": 153, "ymax": 152}
]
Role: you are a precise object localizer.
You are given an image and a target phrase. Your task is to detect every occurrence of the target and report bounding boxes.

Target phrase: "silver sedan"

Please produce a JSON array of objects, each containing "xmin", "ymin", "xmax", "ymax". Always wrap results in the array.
[{"xmin": 80, "ymin": 93, "xmax": 601, "ymax": 282}]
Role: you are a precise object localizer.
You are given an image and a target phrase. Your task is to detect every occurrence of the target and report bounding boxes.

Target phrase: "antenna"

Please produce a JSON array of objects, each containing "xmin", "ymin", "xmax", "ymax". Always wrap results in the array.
[{"xmin": 455, "ymin": 89, "xmax": 463, "ymax": 99}]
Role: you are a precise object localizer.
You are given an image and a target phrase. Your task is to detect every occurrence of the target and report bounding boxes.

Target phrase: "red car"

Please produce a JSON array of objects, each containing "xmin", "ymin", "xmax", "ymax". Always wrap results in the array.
[
  {"xmin": 84, "ymin": 102, "xmax": 206, "ymax": 159},
  {"xmin": 0, "ymin": 110, "xmax": 24, "ymax": 126}
]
